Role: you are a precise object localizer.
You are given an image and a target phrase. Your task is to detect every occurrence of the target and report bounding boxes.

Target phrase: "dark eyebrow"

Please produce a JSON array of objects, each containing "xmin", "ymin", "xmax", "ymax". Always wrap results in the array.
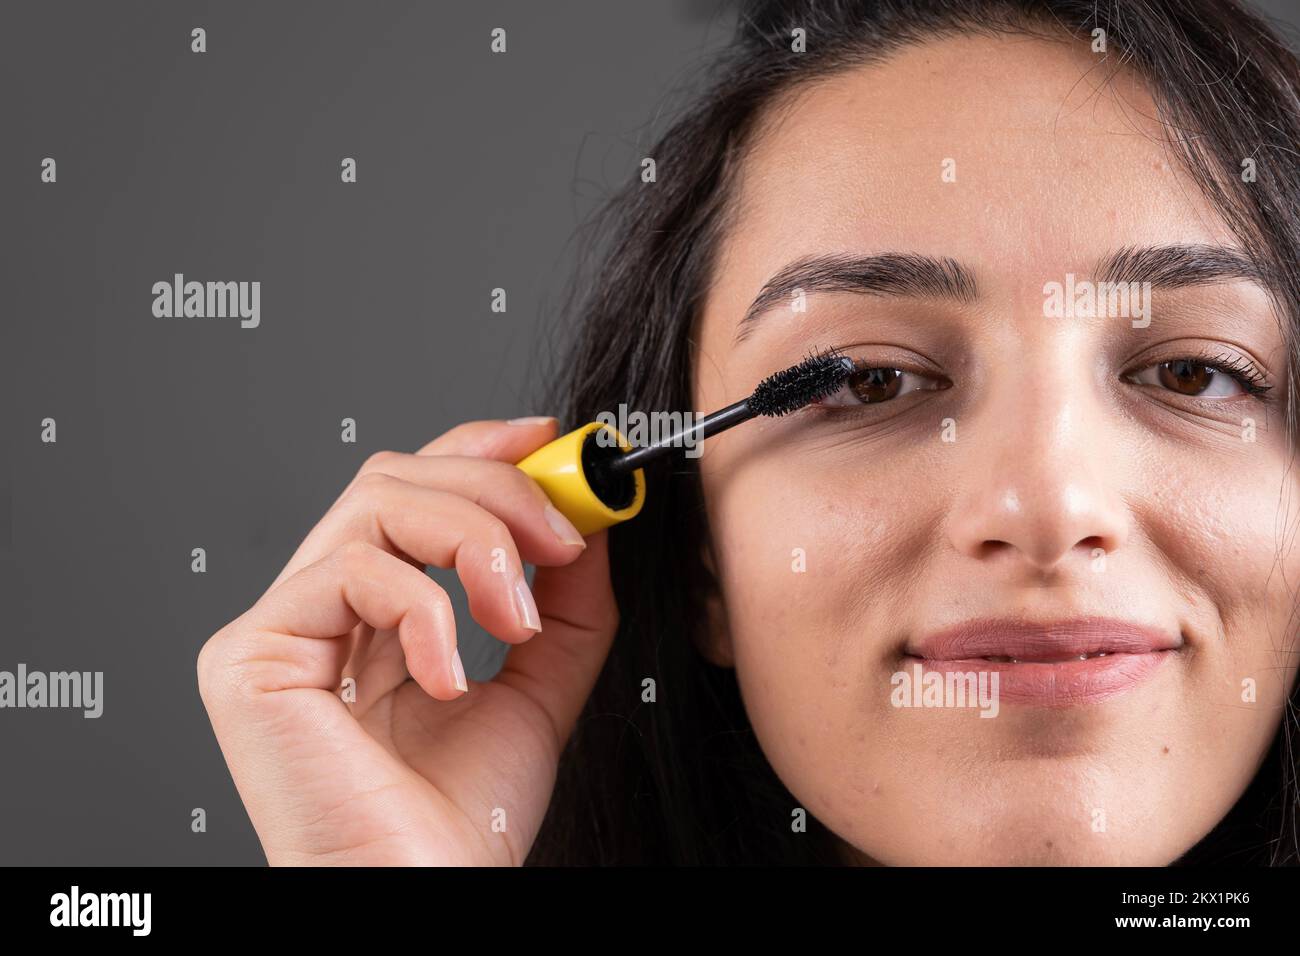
[
  {"xmin": 735, "ymin": 252, "xmax": 977, "ymax": 344},
  {"xmin": 1093, "ymin": 243, "xmax": 1270, "ymax": 288},
  {"xmin": 735, "ymin": 244, "xmax": 1273, "ymax": 344}
]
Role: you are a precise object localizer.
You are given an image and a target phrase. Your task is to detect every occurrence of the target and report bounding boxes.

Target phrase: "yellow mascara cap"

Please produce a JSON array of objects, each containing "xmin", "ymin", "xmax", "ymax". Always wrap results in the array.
[{"xmin": 515, "ymin": 421, "xmax": 646, "ymax": 536}]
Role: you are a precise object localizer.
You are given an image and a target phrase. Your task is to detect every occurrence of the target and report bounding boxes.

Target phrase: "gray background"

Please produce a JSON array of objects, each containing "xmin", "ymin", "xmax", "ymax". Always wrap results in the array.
[
  {"xmin": 2, "ymin": 0, "xmax": 737, "ymax": 866},
  {"xmin": 3, "ymin": 0, "xmax": 1298, "ymax": 866}
]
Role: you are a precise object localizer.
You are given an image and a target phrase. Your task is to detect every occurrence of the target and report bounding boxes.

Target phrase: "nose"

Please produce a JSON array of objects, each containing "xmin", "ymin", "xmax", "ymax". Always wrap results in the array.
[{"xmin": 947, "ymin": 371, "xmax": 1129, "ymax": 574}]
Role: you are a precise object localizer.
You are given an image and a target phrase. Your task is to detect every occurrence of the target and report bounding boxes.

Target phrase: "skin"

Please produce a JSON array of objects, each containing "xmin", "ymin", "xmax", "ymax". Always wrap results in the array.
[
  {"xmin": 691, "ymin": 33, "xmax": 1300, "ymax": 864},
  {"xmin": 199, "ymin": 31, "xmax": 1300, "ymax": 867},
  {"xmin": 198, "ymin": 419, "xmax": 619, "ymax": 864}
]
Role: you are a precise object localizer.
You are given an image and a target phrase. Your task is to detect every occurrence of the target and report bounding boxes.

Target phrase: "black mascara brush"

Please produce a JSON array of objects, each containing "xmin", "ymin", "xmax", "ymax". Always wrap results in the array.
[{"xmin": 515, "ymin": 349, "xmax": 856, "ymax": 534}]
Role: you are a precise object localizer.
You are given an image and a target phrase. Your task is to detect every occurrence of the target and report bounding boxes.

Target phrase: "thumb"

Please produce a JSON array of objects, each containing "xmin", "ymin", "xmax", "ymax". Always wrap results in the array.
[{"xmin": 494, "ymin": 529, "xmax": 618, "ymax": 751}]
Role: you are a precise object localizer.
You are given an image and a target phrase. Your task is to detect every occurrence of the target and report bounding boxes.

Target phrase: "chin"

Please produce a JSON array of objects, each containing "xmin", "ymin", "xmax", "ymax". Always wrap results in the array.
[{"xmin": 867, "ymin": 827, "xmax": 1184, "ymax": 867}]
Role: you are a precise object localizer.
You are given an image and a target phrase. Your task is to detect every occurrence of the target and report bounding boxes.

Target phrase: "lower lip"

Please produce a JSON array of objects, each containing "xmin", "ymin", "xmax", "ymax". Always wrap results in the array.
[{"xmin": 907, "ymin": 651, "xmax": 1174, "ymax": 706}]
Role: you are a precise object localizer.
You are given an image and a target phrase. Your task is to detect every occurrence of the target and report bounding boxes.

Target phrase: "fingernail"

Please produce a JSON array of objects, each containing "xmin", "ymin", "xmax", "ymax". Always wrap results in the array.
[
  {"xmin": 450, "ymin": 649, "xmax": 468, "ymax": 693},
  {"xmin": 513, "ymin": 578, "xmax": 542, "ymax": 632},
  {"xmin": 544, "ymin": 503, "xmax": 587, "ymax": 548},
  {"xmin": 507, "ymin": 416, "xmax": 556, "ymax": 426}
]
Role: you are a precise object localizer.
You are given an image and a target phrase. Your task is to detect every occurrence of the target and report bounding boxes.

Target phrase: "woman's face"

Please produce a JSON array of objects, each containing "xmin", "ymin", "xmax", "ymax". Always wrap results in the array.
[{"xmin": 692, "ymin": 33, "xmax": 1300, "ymax": 865}]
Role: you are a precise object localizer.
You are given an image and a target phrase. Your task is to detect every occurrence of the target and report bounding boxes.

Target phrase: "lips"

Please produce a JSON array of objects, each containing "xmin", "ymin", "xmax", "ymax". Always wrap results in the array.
[{"xmin": 906, "ymin": 616, "xmax": 1182, "ymax": 706}]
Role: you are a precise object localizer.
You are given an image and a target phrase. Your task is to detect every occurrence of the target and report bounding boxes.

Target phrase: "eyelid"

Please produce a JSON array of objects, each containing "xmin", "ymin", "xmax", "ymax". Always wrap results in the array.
[
  {"xmin": 1125, "ymin": 340, "xmax": 1274, "ymax": 381},
  {"xmin": 1122, "ymin": 346, "xmax": 1273, "ymax": 396},
  {"xmin": 828, "ymin": 344, "xmax": 947, "ymax": 378}
]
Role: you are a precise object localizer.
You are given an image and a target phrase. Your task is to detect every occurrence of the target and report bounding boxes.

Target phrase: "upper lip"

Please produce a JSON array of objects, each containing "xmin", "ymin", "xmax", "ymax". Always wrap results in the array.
[{"xmin": 908, "ymin": 615, "xmax": 1183, "ymax": 662}]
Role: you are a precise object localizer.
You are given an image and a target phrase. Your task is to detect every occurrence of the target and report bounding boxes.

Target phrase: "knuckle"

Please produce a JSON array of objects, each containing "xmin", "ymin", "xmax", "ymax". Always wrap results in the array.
[
  {"xmin": 336, "ymin": 538, "xmax": 382, "ymax": 572},
  {"xmin": 351, "ymin": 470, "xmax": 396, "ymax": 497},
  {"xmin": 195, "ymin": 633, "xmax": 225, "ymax": 699},
  {"xmin": 334, "ymin": 472, "xmax": 396, "ymax": 520},
  {"xmin": 196, "ymin": 624, "xmax": 256, "ymax": 705},
  {"xmin": 421, "ymin": 581, "xmax": 453, "ymax": 619},
  {"xmin": 499, "ymin": 461, "xmax": 552, "ymax": 507},
  {"xmin": 360, "ymin": 449, "xmax": 401, "ymax": 475},
  {"xmin": 478, "ymin": 512, "xmax": 514, "ymax": 551},
  {"xmin": 401, "ymin": 582, "xmax": 453, "ymax": 642}
]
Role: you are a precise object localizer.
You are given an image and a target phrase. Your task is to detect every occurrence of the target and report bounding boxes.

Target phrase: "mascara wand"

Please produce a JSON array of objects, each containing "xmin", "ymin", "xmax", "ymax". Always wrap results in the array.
[{"xmin": 516, "ymin": 349, "xmax": 855, "ymax": 535}]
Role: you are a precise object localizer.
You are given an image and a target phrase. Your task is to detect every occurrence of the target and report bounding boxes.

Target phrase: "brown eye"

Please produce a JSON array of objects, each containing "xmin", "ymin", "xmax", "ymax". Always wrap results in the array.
[
  {"xmin": 1157, "ymin": 359, "xmax": 1213, "ymax": 395},
  {"xmin": 848, "ymin": 366, "xmax": 903, "ymax": 403},
  {"xmin": 819, "ymin": 363, "xmax": 947, "ymax": 407},
  {"xmin": 1127, "ymin": 357, "xmax": 1260, "ymax": 399}
]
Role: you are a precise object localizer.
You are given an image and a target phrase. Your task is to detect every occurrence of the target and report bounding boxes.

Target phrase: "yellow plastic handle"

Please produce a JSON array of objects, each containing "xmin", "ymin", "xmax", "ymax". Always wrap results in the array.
[{"xmin": 515, "ymin": 421, "xmax": 646, "ymax": 536}]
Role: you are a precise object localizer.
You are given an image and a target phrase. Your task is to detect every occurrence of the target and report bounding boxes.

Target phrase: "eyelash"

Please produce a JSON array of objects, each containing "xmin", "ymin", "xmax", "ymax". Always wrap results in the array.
[
  {"xmin": 814, "ymin": 350, "xmax": 1274, "ymax": 409},
  {"xmin": 816, "ymin": 360, "xmax": 946, "ymax": 408},
  {"xmin": 1135, "ymin": 349, "xmax": 1273, "ymax": 399}
]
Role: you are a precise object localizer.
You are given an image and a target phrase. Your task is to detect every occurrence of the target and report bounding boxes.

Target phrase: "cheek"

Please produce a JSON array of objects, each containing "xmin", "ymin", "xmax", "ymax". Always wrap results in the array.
[
  {"xmin": 704, "ymin": 453, "xmax": 934, "ymax": 745},
  {"xmin": 1140, "ymin": 458, "xmax": 1300, "ymax": 705},
  {"xmin": 1143, "ymin": 458, "xmax": 1300, "ymax": 638},
  {"xmin": 1119, "ymin": 454, "xmax": 1300, "ymax": 858}
]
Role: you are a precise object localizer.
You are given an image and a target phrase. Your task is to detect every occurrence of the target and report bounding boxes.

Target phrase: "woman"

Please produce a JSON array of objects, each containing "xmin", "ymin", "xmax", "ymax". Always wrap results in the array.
[{"xmin": 197, "ymin": 0, "xmax": 1300, "ymax": 865}]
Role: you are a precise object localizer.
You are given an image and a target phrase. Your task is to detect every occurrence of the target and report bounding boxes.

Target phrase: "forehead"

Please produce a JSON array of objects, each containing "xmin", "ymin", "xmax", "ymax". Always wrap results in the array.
[{"xmin": 707, "ymin": 33, "xmax": 1234, "ymax": 318}]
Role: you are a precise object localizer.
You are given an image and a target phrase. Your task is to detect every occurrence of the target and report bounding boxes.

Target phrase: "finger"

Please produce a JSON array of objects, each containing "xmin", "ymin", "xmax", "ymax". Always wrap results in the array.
[
  {"xmin": 349, "ymin": 623, "xmax": 413, "ymax": 713},
  {"xmin": 339, "ymin": 623, "xmax": 414, "ymax": 716},
  {"xmin": 200, "ymin": 541, "xmax": 465, "ymax": 706},
  {"xmin": 414, "ymin": 417, "xmax": 559, "ymax": 460},
  {"xmin": 272, "ymin": 473, "xmax": 544, "ymax": 644},
  {"xmin": 495, "ymin": 530, "xmax": 619, "ymax": 752},
  {"xmin": 352, "ymin": 453, "xmax": 587, "ymax": 564},
  {"xmin": 270, "ymin": 427, "xmax": 583, "ymax": 592}
]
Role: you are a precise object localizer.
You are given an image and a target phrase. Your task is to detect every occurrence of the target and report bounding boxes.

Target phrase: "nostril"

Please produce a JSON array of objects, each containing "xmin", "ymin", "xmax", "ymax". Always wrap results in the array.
[{"xmin": 974, "ymin": 540, "xmax": 1012, "ymax": 560}]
